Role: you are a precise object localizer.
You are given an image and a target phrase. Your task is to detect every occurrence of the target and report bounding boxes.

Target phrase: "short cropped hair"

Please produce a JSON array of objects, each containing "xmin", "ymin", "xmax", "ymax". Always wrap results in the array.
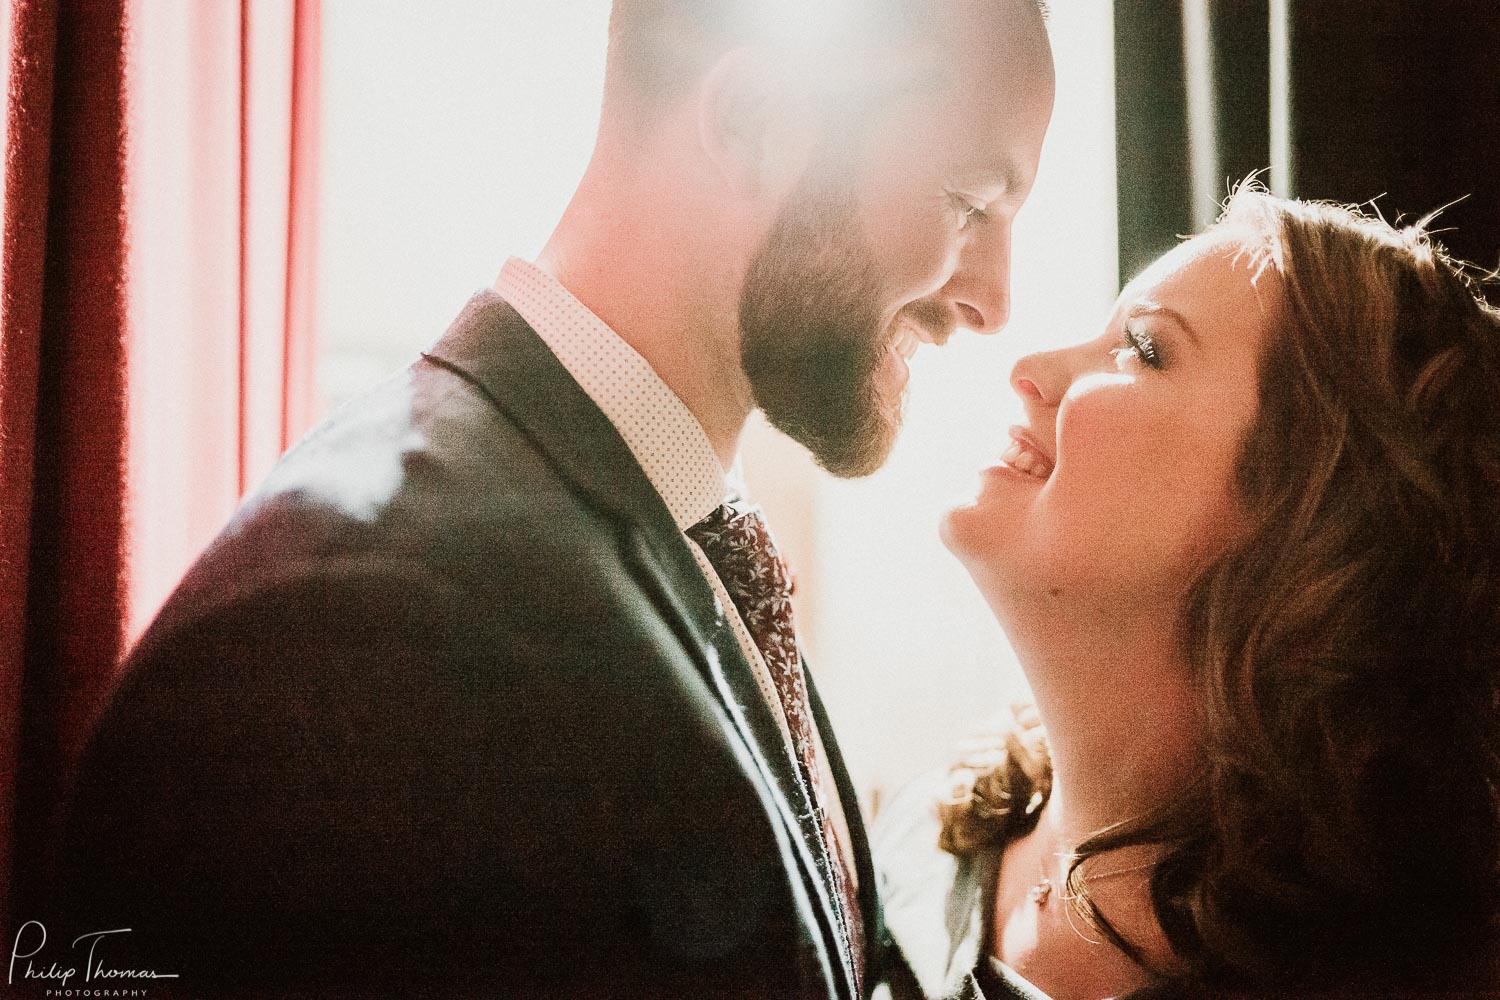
[{"xmin": 604, "ymin": 0, "xmax": 1048, "ymax": 111}]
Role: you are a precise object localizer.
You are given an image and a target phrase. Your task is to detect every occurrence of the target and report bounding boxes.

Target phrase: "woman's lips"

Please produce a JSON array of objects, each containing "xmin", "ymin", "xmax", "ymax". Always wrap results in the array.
[{"xmin": 997, "ymin": 427, "xmax": 1054, "ymax": 480}]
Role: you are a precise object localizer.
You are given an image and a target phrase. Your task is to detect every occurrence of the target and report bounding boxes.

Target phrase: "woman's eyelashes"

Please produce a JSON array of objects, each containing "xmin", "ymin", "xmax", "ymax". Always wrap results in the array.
[{"xmin": 1113, "ymin": 324, "xmax": 1164, "ymax": 370}]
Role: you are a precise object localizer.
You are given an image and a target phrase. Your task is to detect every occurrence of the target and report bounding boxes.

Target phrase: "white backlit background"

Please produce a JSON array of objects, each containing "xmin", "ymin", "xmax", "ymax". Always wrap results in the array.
[{"xmin": 318, "ymin": 1, "xmax": 1118, "ymax": 808}]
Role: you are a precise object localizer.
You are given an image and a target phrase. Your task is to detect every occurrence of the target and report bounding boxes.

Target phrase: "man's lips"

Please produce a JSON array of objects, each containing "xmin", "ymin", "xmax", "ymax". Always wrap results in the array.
[
  {"xmin": 897, "ymin": 301, "xmax": 955, "ymax": 347},
  {"xmin": 892, "ymin": 326, "xmax": 921, "ymax": 361},
  {"xmin": 889, "ymin": 317, "xmax": 946, "ymax": 363},
  {"xmin": 997, "ymin": 425, "xmax": 1054, "ymax": 480}
]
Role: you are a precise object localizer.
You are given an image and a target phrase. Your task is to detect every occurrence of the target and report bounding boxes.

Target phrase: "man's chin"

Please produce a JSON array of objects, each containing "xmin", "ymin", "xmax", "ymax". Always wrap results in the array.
[
  {"xmin": 742, "ymin": 331, "xmax": 904, "ymax": 478},
  {"xmin": 765, "ymin": 399, "xmax": 902, "ymax": 479}
]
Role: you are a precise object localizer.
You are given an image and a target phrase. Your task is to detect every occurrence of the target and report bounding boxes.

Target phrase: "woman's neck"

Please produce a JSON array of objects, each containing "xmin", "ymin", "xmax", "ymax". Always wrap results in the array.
[
  {"xmin": 982, "ymin": 597, "xmax": 1203, "ymax": 996},
  {"xmin": 1006, "ymin": 604, "xmax": 1203, "ymax": 844},
  {"xmin": 993, "ymin": 788, "xmax": 1178, "ymax": 999}
]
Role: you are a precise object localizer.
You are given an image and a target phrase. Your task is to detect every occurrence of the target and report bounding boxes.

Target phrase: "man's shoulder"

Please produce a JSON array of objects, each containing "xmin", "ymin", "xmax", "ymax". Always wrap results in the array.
[
  {"xmin": 257, "ymin": 291, "xmax": 674, "ymax": 552},
  {"xmin": 273, "ymin": 350, "xmax": 589, "ymax": 518},
  {"xmin": 142, "ymin": 343, "xmax": 675, "ymax": 651},
  {"xmin": 256, "ymin": 346, "xmax": 628, "ymax": 547}
]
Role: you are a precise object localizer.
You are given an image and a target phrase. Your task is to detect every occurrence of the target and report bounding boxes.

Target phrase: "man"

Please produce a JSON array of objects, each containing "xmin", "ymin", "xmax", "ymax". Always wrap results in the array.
[{"xmin": 61, "ymin": 1, "xmax": 1053, "ymax": 997}]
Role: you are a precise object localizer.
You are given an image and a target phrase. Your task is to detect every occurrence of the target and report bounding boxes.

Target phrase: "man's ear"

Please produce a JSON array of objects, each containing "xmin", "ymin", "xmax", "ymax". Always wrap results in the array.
[{"xmin": 696, "ymin": 47, "xmax": 818, "ymax": 203}]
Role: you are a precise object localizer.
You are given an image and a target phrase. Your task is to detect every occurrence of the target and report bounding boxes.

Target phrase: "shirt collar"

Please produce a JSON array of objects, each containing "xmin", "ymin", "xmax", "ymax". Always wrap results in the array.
[{"xmin": 495, "ymin": 257, "xmax": 728, "ymax": 529}]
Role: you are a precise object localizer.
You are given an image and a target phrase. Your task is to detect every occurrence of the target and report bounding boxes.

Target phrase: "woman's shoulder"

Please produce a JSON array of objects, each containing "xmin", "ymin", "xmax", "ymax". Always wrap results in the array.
[
  {"xmin": 874, "ymin": 771, "xmax": 1001, "ymax": 1000},
  {"xmin": 873, "ymin": 709, "xmax": 1052, "ymax": 998}
]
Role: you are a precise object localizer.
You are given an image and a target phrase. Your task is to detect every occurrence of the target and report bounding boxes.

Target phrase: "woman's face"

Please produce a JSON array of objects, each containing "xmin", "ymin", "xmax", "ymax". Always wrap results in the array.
[{"xmin": 943, "ymin": 232, "xmax": 1278, "ymax": 620}]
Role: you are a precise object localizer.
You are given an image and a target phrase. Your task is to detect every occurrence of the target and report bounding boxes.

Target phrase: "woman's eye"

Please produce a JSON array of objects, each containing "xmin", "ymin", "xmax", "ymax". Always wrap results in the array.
[{"xmin": 1112, "ymin": 325, "xmax": 1163, "ymax": 370}]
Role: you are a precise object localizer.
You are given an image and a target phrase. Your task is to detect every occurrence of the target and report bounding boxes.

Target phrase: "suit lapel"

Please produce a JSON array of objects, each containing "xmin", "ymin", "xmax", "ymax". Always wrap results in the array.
[
  {"xmin": 422, "ymin": 292, "xmax": 859, "ymax": 997},
  {"xmin": 620, "ymin": 529, "xmax": 857, "ymax": 998},
  {"xmin": 806, "ymin": 665, "xmax": 883, "ymax": 989}
]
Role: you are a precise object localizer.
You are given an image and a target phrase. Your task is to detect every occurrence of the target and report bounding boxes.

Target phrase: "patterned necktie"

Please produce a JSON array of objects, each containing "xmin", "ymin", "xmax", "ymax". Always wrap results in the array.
[{"xmin": 687, "ymin": 502, "xmax": 864, "ymax": 986}]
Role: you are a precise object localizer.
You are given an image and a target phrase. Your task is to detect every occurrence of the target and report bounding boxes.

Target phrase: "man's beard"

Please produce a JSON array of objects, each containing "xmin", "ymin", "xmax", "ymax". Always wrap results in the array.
[{"xmin": 737, "ymin": 176, "xmax": 905, "ymax": 479}]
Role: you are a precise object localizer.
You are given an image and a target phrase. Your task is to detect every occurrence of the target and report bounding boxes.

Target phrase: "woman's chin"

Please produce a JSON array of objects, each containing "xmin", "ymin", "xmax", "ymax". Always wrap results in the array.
[
  {"xmin": 938, "ymin": 501, "xmax": 985, "ymax": 564},
  {"xmin": 940, "ymin": 481, "xmax": 1022, "ymax": 560},
  {"xmin": 937, "ymin": 505, "xmax": 966, "ymax": 554},
  {"xmin": 939, "ymin": 503, "xmax": 1022, "ymax": 593},
  {"xmin": 941, "ymin": 505, "xmax": 1074, "ymax": 613}
]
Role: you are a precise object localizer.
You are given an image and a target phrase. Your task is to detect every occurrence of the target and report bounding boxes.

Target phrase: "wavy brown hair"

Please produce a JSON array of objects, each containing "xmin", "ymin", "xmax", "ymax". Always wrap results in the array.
[{"xmin": 941, "ymin": 187, "xmax": 1500, "ymax": 993}]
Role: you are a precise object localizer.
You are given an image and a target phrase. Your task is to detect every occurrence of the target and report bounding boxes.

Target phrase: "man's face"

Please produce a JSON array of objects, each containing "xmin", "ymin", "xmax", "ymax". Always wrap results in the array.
[{"xmin": 737, "ymin": 2, "xmax": 1055, "ymax": 478}]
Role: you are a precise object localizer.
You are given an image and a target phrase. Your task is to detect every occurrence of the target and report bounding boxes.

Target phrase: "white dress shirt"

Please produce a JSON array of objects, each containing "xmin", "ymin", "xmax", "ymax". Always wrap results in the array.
[{"xmin": 494, "ymin": 258, "xmax": 856, "ymax": 879}]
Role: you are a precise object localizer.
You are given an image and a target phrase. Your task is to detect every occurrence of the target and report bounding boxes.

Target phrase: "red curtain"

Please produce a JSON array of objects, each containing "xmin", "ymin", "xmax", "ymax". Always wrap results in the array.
[
  {"xmin": 0, "ymin": 0, "xmax": 320, "ymax": 932},
  {"xmin": 125, "ymin": 0, "xmax": 322, "ymax": 641},
  {"xmin": 0, "ymin": 0, "xmax": 131, "ymax": 938}
]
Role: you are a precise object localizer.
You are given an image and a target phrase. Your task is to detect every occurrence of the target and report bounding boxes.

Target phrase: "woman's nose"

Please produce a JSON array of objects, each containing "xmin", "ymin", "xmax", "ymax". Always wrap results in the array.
[
  {"xmin": 1012, "ymin": 372, "xmax": 1043, "ymax": 401},
  {"xmin": 1010, "ymin": 349, "xmax": 1068, "ymax": 406}
]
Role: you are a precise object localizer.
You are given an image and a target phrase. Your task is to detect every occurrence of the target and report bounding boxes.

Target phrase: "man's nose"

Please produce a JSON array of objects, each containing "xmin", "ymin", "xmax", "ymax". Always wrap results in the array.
[{"xmin": 945, "ymin": 220, "xmax": 1014, "ymax": 335}]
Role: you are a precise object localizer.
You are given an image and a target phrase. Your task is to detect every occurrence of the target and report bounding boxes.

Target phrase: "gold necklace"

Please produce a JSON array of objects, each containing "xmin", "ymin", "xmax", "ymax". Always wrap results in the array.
[{"xmin": 1028, "ymin": 847, "xmax": 1160, "ymax": 907}]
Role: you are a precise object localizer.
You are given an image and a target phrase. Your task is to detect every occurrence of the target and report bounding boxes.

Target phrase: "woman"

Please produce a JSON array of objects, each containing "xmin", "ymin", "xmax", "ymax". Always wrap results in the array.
[{"xmin": 875, "ymin": 187, "xmax": 1500, "ymax": 999}]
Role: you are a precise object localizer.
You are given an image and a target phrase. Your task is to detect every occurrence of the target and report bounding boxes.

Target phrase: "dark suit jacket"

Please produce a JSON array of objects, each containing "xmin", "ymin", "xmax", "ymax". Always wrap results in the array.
[{"xmin": 59, "ymin": 293, "xmax": 882, "ymax": 998}]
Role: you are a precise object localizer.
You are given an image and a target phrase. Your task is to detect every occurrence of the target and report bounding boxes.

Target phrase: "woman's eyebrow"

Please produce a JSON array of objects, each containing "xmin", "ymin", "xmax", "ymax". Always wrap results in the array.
[{"xmin": 1129, "ymin": 301, "xmax": 1202, "ymax": 348}]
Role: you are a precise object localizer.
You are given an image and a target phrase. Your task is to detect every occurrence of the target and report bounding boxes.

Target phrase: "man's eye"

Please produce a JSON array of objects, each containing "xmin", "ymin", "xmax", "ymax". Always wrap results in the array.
[{"xmin": 951, "ymin": 195, "xmax": 988, "ymax": 230}]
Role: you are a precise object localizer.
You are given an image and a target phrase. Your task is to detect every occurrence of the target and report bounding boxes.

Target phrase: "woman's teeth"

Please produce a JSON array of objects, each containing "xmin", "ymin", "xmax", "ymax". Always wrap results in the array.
[{"xmin": 999, "ymin": 440, "xmax": 1053, "ymax": 480}]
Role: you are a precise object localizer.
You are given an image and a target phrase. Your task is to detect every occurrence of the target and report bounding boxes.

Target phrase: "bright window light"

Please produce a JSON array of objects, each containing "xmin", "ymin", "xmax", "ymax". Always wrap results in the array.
[{"xmin": 318, "ymin": 0, "xmax": 1117, "ymax": 803}]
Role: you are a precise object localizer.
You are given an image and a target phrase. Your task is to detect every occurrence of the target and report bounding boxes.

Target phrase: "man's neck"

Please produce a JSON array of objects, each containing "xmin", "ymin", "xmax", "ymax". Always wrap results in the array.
[{"xmin": 535, "ymin": 159, "xmax": 756, "ymax": 471}]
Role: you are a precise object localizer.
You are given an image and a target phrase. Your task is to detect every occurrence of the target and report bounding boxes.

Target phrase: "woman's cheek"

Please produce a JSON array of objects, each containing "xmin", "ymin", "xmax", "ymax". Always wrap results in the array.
[{"xmin": 1057, "ymin": 391, "xmax": 1170, "ymax": 491}]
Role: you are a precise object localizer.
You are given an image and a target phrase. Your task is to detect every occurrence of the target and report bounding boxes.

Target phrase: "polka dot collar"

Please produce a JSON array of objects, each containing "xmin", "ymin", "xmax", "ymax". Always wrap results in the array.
[{"xmin": 495, "ymin": 257, "xmax": 729, "ymax": 530}]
